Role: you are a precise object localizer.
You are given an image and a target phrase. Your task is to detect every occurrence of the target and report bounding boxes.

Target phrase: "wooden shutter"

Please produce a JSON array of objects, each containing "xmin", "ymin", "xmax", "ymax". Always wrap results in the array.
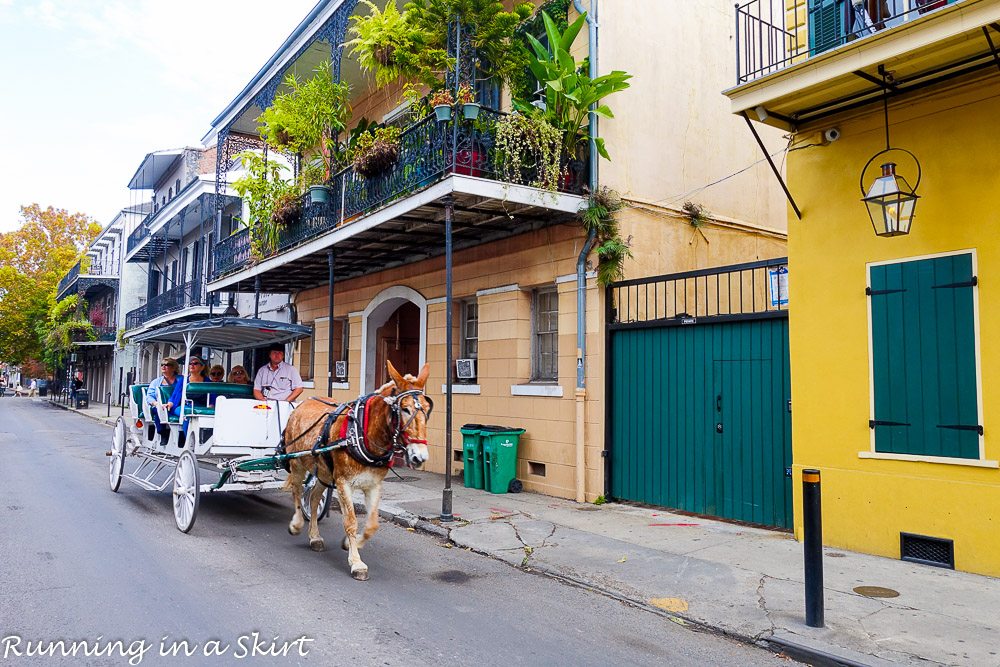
[
  {"xmin": 809, "ymin": 0, "xmax": 847, "ymax": 55},
  {"xmin": 869, "ymin": 254, "xmax": 980, "ymax": 459}
]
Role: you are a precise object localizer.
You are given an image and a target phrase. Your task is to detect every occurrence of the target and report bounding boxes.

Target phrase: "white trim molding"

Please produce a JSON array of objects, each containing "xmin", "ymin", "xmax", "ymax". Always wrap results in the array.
[
  {"xmin": 858, "ymin": 451, "xmax": 998, "ymax": 469},
  {"xmin": 441, "ymin": 384, "xmax": 480, "ymax": 395},
  {"xmin": 477, "ymin": 284, "xmax": 520, "ymax": 297},
  {"xmin": 511, "ymin": 383, "xmax": 563, "ymax": 398},
  {"xmin": 360, "ymin": 285, "xmax": 427, "ymax": 393}
]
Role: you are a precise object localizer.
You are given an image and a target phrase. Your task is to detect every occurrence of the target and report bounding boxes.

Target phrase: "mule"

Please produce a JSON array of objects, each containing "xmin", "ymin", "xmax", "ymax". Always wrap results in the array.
[{"xmin": 281, "ymin": 361, "xmax": 431, "ymax": 580}]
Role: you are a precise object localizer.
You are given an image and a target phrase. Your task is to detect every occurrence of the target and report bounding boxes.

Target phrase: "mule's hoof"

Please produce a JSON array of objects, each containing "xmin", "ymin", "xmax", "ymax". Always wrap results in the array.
[
  {"xmin": 352, "ymin": 568, "xmax": 369, "ymax": 581},
  {"xmin": 341, "ymin": 536, "xmax": 350, "ymax": 551},
  {"xmin": 288, "ymin": 524, "xmax": 302, "ymax": 536},
  {"xmin": 309, "ymin": 539, "xmax": 326, "ymax": 552}
]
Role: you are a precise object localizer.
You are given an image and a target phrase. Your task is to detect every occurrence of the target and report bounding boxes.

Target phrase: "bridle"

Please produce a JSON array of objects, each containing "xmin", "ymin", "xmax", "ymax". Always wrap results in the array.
[{"xmin": 384, "ymin": 388, "xmax": 434, "ymax": 457}]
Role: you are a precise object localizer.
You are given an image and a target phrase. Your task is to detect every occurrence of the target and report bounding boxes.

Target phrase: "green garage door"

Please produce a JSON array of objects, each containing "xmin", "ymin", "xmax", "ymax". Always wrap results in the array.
[{"xmin": 609, "ymin": 317, "xmax": 792, "ymax": 528}]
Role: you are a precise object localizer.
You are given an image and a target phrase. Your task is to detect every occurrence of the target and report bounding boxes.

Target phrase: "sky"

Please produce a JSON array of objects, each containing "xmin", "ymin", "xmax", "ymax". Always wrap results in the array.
[{"xmin": 0, "ymin": 0, "xmax": 318, "ymax": 232}]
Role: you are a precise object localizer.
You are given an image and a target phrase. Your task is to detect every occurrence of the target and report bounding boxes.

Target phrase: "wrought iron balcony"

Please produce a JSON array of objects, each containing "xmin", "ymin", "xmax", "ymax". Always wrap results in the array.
[
  {"xmin": 87, "ymin": 325, "xmax": 117, "ymax": 343},
  {"xmin": 213, "ymin": 109, "xmax": 587, "ymax": 279},
  {"xmin": 124, "ymin": 280, "xmax": 220, "ymax": 330},
  {"xmin": 735, "ymin": 0, "xmax": 963, "ymax": 85},
  {"xmin": 57, "ymin": 261, "xmax": 82, "ymax": 297},
  {"xmin": 127, "ymin": 222, "xmax": 150, "ymax": 254}
]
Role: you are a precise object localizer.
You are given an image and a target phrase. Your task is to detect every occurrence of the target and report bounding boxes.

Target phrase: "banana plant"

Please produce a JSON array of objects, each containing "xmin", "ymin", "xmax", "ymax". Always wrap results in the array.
[{"xmin": 517, "ymin": 11, "xmax": 632, "ymax": 161}]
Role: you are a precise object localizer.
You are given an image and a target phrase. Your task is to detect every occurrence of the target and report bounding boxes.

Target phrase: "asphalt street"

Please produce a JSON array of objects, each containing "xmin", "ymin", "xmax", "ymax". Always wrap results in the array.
[{"xmin": 0, "ymin": 398, "xmax": 793, "ymax": 666}]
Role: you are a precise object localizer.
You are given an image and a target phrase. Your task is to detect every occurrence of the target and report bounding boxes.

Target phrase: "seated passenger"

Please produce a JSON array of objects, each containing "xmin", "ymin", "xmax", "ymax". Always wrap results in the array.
[
  {"xmin": 208, "ymin": 365, "xmax": 225, "ymax": 382},
  {"xmin": 147, "ymin": 358, "xmax": 184, "ymax": 447},
  {"xmin": 186, "ymin": 356, "xmax": 208, "ymax": 383},
  {"xmin": 228, "ymin": 365, "xmax": 250, "ymax": 384}
]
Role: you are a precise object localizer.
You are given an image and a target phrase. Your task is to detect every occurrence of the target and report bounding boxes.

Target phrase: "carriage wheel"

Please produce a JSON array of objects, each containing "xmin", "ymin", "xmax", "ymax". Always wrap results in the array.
[
  {"xmin": 109, "ymin": 417, "xmax": 127, "ymax": 493},
  {"xmin": 172, "ymin": 449, "xmax": 200, "ymax": 533},
  {"xmin": 301, "ymin": 474, "xmax": 333, "ymax": 523}
]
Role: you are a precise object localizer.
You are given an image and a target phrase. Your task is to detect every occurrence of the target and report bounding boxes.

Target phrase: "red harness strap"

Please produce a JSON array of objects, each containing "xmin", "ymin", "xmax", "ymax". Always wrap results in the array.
[{"xmin": 338, "ymin": 395, "xmax": 395, "ymax": 467}]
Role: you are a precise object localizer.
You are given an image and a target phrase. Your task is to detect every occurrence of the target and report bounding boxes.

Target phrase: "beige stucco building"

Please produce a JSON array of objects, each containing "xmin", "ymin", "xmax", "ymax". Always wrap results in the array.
[{"xmin": 205, "ymin": 0, "xmax": 788, "ymax": 503}]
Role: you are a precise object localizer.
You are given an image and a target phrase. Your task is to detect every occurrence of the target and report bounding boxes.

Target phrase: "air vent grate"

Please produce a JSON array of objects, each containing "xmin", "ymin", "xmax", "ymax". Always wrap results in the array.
[{"xmin": 900, "ymin": 532, "xmax": 954, "ymax": 569}]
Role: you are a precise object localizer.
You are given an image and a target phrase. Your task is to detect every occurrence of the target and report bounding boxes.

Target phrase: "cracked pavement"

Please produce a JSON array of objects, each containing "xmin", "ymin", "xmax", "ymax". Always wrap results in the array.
[{"xmin": 370, "ymin": 469, "xmax": 1000, "ymax": 667}]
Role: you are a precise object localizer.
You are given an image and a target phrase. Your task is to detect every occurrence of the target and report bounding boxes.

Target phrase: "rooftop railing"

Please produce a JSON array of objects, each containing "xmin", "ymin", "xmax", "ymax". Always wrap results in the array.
[
  {"xmin": 735, "ymin": 0, "xmax": 962, "ymax": 85},
  {"xmin": 213, "ymin": 108, "xmax": 587, "ymax": 279},
  {"xmin": 57, "ymin": 261, "xmax": 82, "ymax": 296}
]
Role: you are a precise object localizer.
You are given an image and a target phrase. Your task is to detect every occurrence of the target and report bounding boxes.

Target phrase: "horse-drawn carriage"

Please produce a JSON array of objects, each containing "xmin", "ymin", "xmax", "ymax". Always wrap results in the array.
[
  {"xmin": 110, "ymin": 317, "xmax": 433, "ymax": 580},
  {"xmin": 110, "ymin": 318, "xmax": 332, "ymax": 532}
]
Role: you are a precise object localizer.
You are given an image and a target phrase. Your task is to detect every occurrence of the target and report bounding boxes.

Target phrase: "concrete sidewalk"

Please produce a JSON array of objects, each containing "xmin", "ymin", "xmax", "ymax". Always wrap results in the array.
[
  {"xmin": 44, "ymin": 395, "xmax": 122, "ymax": 426},
  {"xmin": 376, "ymin": 470, "xmax": 997, "ymax": 667},
  {"xmin": 48, "ymin": 398, "xmax": 995, "ymax": 665}
]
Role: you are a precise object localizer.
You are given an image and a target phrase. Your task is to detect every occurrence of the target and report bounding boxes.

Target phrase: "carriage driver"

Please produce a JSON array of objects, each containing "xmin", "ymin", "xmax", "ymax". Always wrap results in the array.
[{"xmin": 253, "ymin": 342, "xmax": 304, "ymax": 402}]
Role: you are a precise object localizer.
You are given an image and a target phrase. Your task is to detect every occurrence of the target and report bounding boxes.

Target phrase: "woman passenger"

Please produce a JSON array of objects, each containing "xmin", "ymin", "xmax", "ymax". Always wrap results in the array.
[
  {"xmin": 228, "ymin": 365, "xmax": 251, "ymax": 384},
  {"xmin": 146, "ymin": 357, "xmax": 184, "ymax": 446},
  {"xmin": 208, "ymin": 365, "xmax": 226, "ymax": 382}
]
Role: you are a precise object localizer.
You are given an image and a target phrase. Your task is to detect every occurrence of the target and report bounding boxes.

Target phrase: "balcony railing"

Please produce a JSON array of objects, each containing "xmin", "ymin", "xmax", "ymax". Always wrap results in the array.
[
  {"xmin": 57, "ymin": 261, "xmax": 82, "ymax": 296},
  {"xmin": 124, "ymin": 280, "xmax": 220, "ymax": 330},
  {"xmin": 89, "ymin": 325, "xmax": 117, "ymax": 342},
  {"xmin": 213, "ymin": 108, "xmax": 587, "ymax": 279},
  {"xmin": 735, "ymin": 0, "xmax": 962, "ymax": 85},
  {"xmin": 127, "ymin": 223, "xmax": 150, "ymax": 254}
]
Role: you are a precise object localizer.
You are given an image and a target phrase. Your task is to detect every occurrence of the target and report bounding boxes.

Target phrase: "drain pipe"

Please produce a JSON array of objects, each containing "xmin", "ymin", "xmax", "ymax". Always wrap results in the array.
[{"xmin": 573, "ymin": 0, "xmax": 598, "ymax": 503}]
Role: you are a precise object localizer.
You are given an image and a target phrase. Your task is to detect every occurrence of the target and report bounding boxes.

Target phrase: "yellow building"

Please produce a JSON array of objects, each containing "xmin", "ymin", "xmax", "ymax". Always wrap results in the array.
[
  {"xmin": 204, "ymin": 0, "xmax": 787, "ymax": 507},
  {"xmin": 726, "ymin": 0, "xmax": 1000, "ymax": 574}
]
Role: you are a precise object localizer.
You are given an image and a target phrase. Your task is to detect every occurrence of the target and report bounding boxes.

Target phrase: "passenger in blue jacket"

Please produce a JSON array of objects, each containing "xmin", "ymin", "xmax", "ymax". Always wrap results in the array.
[{"xmin": 147, "ymin": 357, "xmax": 184, "ymax": 447}]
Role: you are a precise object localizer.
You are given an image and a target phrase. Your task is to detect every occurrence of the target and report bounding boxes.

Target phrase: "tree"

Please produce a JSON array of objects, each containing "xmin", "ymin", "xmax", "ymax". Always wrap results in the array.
[{"xmin": 0, "ymin": 205, "xmax": 100, "ymax": 368}]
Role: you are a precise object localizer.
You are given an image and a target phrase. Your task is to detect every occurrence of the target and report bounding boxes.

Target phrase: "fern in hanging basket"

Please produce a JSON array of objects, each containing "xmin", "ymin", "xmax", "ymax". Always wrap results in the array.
[
  {"xmin": 272, "ymin": 191, "xmax": 302, "ymax": 227},
  {"xmin": 352, "ymin": 126, "xmax": 402, "ymax": 178}
]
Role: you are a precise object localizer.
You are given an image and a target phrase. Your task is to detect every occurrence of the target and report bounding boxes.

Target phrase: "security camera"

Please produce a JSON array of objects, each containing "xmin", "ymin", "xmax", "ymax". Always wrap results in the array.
[{"xmin": 823, "ymin": 127, "xmax": 841, "ymax": 143}]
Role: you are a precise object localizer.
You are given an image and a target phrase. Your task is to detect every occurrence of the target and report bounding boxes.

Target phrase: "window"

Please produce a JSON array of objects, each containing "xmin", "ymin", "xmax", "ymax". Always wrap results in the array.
[
  {"xmin": 868, "ymin": 252, "xmax": 980, "ymax": 460},
  {"xmin": 461, "ymin": 300, "xmax": 478, "ymax": 360},
  {"xmin": 168, "ymin": 187, "xmax": 173, "ymax": 200},
  {"xmin": 175, "ymin": 178, "xmax": 181, "ymax": 194},
  {"xmin": 532, "ymin": 288, "xmax": 558, "ymax": 381},
  {"xmin": 297, "ymin": 324, "xmax": 314, "ymax": 381},
  {"xmin": 333, "ymin": 318, "xmax": 349, "ymax": 379}
]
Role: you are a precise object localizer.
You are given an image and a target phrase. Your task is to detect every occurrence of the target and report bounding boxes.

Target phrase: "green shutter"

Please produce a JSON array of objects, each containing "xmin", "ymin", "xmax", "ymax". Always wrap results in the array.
[
  {"xmin": 809, "ymin": 0, "xmax": 846, "ymax": 55},
  {"xmin": 869, "ymin": 254, "xmax": 980, "ymax": 459}
]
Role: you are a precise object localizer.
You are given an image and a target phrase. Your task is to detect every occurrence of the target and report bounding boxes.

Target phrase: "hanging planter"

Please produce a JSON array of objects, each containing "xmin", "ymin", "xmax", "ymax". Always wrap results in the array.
[
  {"xmin": 462, "ymin": 103, "xmax": 481, "ymax": 120},
  {"xmin": 309, "ymin": 184, "xmax": 332, "ymax": 205},
  {"xmin": 456, "ymin": 84, "xmax": 479, "ymax": 120},
  {"xmin": 434, "ymin": 105, "xmax": 453, "ymax": 122}
]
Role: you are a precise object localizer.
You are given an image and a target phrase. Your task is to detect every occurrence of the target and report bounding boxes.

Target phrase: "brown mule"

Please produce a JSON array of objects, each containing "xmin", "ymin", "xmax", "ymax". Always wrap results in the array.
[{"xmin": 281, "ymin": 361, "xmax": 431, "ymax": 580}]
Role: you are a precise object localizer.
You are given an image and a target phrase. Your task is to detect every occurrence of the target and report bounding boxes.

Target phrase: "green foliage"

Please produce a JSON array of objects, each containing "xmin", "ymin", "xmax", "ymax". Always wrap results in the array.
[
  {"xmin": 493, "ymin": 112, "xmax": 564, "ymax": 191},
  {"xmin": 593, "ymin": 494, "xmax": 607, "ymax": 505},
  {"xmin": 0, "ymin": 205, "xmax": 99, "ymax": 368},
  {"xmin": 231, "ymin": 151, "xmax": 296, "ymax": 259},
  {"xmin": 38, "ymin": 294, "xmax": 95, "ymax": 369},
  {"xmin": 580, "ymin": 187, "xmax": 631, "ymax": 286},
  {"xmin": 352, "ymin": 125, "xmax": 403, "ymax": 178},
  {"xmin": 257, "ymin": 61, "xmax": 351, "ymax": 181},
  {"xmin": 514, "ymin": 11, "xmax": 632, "ymax": 160},
  {"xmin": 682, "ymin": 201, "xmax": 709, "ymax": 228},
  {"xmin": 509, "ymin": 0, "xmax": 570, "ymax": 101},
  {"xmin": 347, "ymin": 0, "xmax": 534, "ymax": 91},
  {"xmin": 345, "ymin": 0, "xmax": 450, "ymax": 87},
  {"xmin": 405, "ymin": 0, "xmax": 533, "ymax": 88}
]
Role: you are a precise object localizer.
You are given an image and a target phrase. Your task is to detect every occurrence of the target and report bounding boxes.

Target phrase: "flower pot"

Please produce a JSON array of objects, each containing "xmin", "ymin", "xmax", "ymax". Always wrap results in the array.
[
  {"xmin": 309, "ymin": 184, "xmax": 332, "ymax": 205},
  {"xmin": 462, "ymin": 103, "xmax": 481, "ymax": 120},
  {"xmin": 434, "ymin": 105, "xmax": 453, "ymax": 122}
]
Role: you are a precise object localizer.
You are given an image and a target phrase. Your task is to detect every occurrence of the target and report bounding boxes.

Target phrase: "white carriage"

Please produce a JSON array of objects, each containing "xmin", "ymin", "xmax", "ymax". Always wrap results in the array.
[{"xmin": 109, "ymin": 318, "xmax": 332, "ymax": 532}]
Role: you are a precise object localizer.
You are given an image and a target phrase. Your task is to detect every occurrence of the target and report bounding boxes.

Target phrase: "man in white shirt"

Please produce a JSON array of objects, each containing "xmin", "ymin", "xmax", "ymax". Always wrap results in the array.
[{"xmin": 253, "ymin": 342, "xmax": 304, "ymax": 402}]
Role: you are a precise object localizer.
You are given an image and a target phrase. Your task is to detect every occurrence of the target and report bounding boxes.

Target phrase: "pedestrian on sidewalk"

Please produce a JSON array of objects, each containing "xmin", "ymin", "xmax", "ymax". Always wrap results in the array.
[{"xmin": 28, "ymin": 379, "xmax": 37, "ymax": 397}]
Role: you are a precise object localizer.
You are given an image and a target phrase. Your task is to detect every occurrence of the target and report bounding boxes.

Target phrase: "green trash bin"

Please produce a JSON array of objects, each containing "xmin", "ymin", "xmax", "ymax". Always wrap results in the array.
[
  {"xmin": 481, "ymin": 426, "xmax": 525, "ymax": 494},
  {"xmin": 460, "ymin": 424, "xmax": 485, "ymax": 490}
]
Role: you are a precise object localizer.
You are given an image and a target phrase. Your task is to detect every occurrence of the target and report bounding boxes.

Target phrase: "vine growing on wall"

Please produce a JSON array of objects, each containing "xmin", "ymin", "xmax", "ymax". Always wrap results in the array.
[{"xmin": 580, "ymin": 187, "xmax": 631, "ymax": 287}]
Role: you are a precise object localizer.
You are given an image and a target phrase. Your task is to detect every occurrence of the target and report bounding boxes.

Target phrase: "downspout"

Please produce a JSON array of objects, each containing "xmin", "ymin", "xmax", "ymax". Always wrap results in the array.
[{"xmin": 573, "ymin": 0, "xmax": 598, "ymax": 503}]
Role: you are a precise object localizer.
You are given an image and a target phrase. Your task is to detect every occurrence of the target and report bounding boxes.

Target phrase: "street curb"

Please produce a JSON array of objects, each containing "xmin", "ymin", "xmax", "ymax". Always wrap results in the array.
[
  {"xmin": 380, "ymin": 504, "xmax": 901, "ymax": 667},
  {"xmin": 47, "ymin": 400, "xmax": 116, "ymax": 427}
]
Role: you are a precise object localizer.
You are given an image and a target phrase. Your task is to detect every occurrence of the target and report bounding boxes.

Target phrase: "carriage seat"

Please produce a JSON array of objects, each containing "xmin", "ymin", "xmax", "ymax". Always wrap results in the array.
[
  {"xmin": 131, "ymin": 384, "xmax": 149, "ymax": 420},
  {"xmin": 179, "ymin": 382, "xmax": 256, "ymax": 418}
]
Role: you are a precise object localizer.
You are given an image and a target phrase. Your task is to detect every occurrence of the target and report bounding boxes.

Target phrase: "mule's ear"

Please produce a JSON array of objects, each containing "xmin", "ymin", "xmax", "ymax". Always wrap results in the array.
[
  {"xmin": 386, "ymin": 360, "xmax": 405, "ymax": 387},
  {"xmin": 415, "ymin": 363, "xmax": 430, "ymax": 387}
]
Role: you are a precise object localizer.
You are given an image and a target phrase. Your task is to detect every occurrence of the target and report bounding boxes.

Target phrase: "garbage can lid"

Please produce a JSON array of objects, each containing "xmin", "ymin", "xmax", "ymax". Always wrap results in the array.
[{"xmin": 461, "ymin": 423, "xmax": 484, "ymax": 430}]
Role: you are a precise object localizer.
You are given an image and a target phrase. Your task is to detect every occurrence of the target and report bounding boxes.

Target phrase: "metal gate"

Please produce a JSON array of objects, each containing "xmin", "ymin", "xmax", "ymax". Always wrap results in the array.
[{"xmin": 606, "ymin": 258, "xmax": 792, "ymax": 529}]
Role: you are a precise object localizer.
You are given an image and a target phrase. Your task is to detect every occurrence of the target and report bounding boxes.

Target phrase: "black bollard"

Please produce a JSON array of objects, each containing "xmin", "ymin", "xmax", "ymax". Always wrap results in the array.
[{"xmin": 803, "ymin": 468, "xmax": 824, "ymax": 627}]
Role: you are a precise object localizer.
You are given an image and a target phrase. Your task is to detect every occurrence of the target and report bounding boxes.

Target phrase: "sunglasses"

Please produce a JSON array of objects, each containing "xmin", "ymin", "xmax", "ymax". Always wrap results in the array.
[
  {"xmin": 233, "ymin": 371, "xmax": 246, "ymax": 376},
  {"xmin": 160, "ymin": 364, "xmax": 170, "ymax": 368},
  {"xmin": 189, "ymin": 361, "xmax": 203, "ymax": 366},
  {"xmin": 210, "ymin": 372, "xmax": 223, "ymax": 377}
]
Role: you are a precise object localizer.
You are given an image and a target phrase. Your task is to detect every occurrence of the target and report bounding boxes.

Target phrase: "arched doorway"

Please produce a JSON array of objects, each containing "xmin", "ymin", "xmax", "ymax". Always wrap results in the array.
[{"xmin": 360, "ymin": 286, "xmax": 427, "ymax": 392}]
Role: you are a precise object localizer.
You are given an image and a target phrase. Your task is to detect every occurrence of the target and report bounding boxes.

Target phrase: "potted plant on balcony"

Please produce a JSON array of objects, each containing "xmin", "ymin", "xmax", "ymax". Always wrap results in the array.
[
  {"xmin": 257, "ymin": 60, "xmax": 351, "ymax": 205},
  {"xmin": 231, "ymin": 151, "xmax": 295, "ymax": 260},
  {"xmin": 428, "ymin": 88, "xmax": 454, "ymax": 122},
  {"xmin": 493, "ymin": 111, "xmax": 563, "ymax": 190},
  {"xmin": 456, "ymin": 84, "xmax": 480, "ymax": 119},
  {"xmin": 515, "ymin": 11, "xmax": 632, "ymax": 164},
  {"xmin": 353, "ymin": 125, "xmax": 403, "ymax": 178}
]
